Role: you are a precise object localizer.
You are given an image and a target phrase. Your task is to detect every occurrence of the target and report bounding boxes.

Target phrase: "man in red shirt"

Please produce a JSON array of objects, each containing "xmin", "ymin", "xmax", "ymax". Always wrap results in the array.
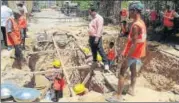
[
  {"xmin": 149, "ymin": 8, "xmax": 158, "ymax": 27},
  {"xmin": 107, "ymin": 42, "xmax": 115, "ymax": 67},
  {"xmin": 53, "ymin": 73, "xmax": 65, "ymax": 102}
]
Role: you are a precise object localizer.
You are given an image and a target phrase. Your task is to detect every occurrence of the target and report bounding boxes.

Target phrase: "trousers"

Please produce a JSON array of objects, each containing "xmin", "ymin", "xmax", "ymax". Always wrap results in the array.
[{"xmin": 89, "ymin": 36, "xmax": 108, "ymax": 65}]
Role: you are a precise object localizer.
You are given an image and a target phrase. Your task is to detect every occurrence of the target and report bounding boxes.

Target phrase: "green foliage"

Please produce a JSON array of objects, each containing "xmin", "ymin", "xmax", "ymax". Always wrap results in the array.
[
  {"xmin": 121, "ymin": 1, "xmax": 129, "ymax": 9},
  {"xmin": 73, "ymin": 1, "xmax": 91, "ymax": 10}
]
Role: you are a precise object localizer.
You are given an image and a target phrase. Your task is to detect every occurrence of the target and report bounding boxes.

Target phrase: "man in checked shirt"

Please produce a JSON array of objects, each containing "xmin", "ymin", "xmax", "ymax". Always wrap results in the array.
[{"xmin": 88, "ymin": 7, "xmax": 109, "ymax": 71}]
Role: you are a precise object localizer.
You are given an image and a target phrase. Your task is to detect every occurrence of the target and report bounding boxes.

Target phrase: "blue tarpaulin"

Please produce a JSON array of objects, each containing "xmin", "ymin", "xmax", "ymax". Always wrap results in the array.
[
  {"xmin": 12, "ymin": 88, "xmax": 40, "ymax": 102},
  {"xmin": 1, "ymin": 83, "xmax": 20, "ymax": 99}
]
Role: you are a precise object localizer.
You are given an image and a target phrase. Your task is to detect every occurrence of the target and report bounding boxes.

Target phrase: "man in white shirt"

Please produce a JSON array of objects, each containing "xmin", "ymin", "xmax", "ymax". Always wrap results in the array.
[{"xmin": 1, "ymin": 1, "xmax": 13, "ymax": 48}]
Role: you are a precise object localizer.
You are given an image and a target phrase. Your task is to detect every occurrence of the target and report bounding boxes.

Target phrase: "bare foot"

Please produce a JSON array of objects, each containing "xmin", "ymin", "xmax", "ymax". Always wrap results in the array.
[
  {"xmin": 112, "ymin": 93, "xmax": 121, "ymax": 99},
  {"xmin": 128, "ymin": 87, "xmax": 135, "ymax": 96}
]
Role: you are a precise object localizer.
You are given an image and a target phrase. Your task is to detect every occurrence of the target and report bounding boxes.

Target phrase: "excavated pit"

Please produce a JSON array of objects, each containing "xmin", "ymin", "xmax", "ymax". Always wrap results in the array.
[
  {"xmin": 26, "ymin": 40, "xmax": 108, "ymax": 94},
  {"xmin": 25, "ymin": 34, "xmax": 179, "ymax": 96}
]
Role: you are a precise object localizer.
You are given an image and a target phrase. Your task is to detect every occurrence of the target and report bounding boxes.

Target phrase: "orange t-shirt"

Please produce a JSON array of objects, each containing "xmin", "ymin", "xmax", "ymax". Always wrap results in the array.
[{"xmin": 19, "ymin": 15, "xmax": 27, "ymax": 29}]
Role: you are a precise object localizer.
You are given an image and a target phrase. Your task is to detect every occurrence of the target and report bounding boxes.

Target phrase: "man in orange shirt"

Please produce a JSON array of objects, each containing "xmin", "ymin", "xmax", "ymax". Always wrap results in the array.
[
  {"xmin": 6, "ymin": 9, "xmax": 22, "ymax": 59},
  {"xmin": 149, "ymin": 8, "xmax": 158, "ymax": 27},
  {"xmin": 161, "ymin": 5, "xmax": 179, "ymax": 42},
  {"xmin": 106, "ymin": 1, "xmax": 146, "ymax": 102},
  {"xmin": 19, "ymin": 8, "xmax": 27, "ymax": 50}
]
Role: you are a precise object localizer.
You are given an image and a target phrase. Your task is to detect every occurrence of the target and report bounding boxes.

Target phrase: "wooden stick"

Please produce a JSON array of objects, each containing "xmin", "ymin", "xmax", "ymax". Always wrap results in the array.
[
  {"xmin": 27, "ymin": 48, "xmax": 79, "ymax": 55},
  {"xmin": 16, "ymin": 65, "xmax": 91, "ymax": 75},
  {"xmin": 82, "ymin": 72, "xmax": 91, "ymax": 85},
  {"xmin": 68, "ymin": 34, "xmax": 88, "ymax": 58},
  {"xmin": 52, "ymin": 35, "xmax": 76, "ymax": 97}
]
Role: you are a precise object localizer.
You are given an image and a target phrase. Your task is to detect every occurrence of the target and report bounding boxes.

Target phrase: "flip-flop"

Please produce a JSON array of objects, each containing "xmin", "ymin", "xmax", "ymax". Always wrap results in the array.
[{"xmin": 105, "ymin": 96, "xmax": 123, "ymax": 102}]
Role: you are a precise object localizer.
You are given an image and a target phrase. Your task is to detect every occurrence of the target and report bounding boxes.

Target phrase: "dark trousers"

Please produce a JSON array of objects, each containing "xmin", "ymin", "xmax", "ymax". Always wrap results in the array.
[
  {"xmin": 54, "ymin": 90, "xmax": 63, "ymax": 102},
  {"xmin": 21, "ymin": 28, "xmax": 27, "ymax": 49},
  {"xmin": 161, "ymin": 26, "xmax": 174, "ymax": 42},
  {"xmin": 14, "ymin": 45, "xmax": 23, "ymax": 59},
  {"xmin": 89, "ymin": 36, "xmax": 108, "ymax": 65},
  {"xmin": 1, "ymin": 26, "xmax": 7, "ymax": 47}
]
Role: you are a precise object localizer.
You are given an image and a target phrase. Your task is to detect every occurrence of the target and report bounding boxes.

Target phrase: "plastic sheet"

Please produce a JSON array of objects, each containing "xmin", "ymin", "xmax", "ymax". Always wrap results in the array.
[
  {"xmin": 12, "ymin": 88, "xmax": 40, "ymax": 102},
  {"xmin": 1, "ymin": 83, "xmax": 19, "ymax": 99}
]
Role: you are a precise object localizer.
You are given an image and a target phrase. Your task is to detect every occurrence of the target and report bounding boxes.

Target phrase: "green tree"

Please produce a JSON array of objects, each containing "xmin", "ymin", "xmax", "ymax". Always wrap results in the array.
[{"xmin": 73, "ymin": 1, "xmax": 91, "ymax": 10}]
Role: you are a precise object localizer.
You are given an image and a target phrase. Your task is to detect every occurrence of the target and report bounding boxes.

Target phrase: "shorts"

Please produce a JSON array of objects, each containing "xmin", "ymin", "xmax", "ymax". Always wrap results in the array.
[
  {"xmin": 127, "ymin": 57, "xmax": 142, "ymax": 72},
  {"xmin": 108, "ymin": 60, "xmax": 114, "ymax": 66}
]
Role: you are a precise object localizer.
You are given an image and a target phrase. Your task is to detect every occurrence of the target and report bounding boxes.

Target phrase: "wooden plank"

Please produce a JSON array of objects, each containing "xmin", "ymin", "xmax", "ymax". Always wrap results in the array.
[
  {"xmin": 68, "ymin": 34, "xmax": 88, "ymax": 58},
  {"xmin": 103, "ymin": 73, "xmax": 118, "ymax": 92},
  {"xmin": 52, "ymin": 35, "xmax": 76, "ymax": 97},
  {"xmin": 27, "ymin": 48, "xmax": 79, "ymax": 55},
  {"xmin": 13, "ymin": 65, "xmax": 91, "ymax": 76},
  {"xmin": 82, "ymin": 72, "xmax": 91, "ymax": 85}
]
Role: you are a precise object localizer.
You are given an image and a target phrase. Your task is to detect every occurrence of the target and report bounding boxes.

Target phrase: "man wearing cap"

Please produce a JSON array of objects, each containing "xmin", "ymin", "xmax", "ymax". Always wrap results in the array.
[
  {"xmin": 106, "ymin": 1, "xmax": 147, "ymax": 102},
  {"xmin": 88, "ymin": 7, "xmax": 109, "ymax": 71},
  {"xmin": 6, "ymin": 9, "xmax": 23, "ymax": 68},
  {"xmin": 1, "ymin": 1, "xmax": 13, "ymax": 49}
]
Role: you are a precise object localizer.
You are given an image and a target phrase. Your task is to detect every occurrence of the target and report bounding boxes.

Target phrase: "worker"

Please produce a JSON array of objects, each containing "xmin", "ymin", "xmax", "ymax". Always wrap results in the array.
[
  {"xmin": 73, "ymin": 83, "xmax": 88, "ymax": 96},
  {"xmin": 160, "ymin": 5, "xmax": 179, "ymax": 42},
  {"xmin": 82, "ymin": 47, "xmax": 93, "ymax": 65},
  {"xmin": 16, "ymin": 1, "xmax": 28, "ymax": 19},
  {"xmin": 19, "ymin": 8, "xmax": 27, "ymax": 50},
  {"xmin": 82, "ymin": 47, "xmax": 91, "ymax": 56},
  {"xmin": 120, "ymin": 8, "xmax": 128, "ymax": 22},
  {"xmin": 6, "ymin": 9, "xmax": 23, "ymax": 64},
  {"xmin": 45, "ymin": 60, "xmax": 62, "ymax": 81},
  {"xmin": 52, "ymin": 59, "xmax": 61, "ymax": 68},
  {"xmin": 106, "ymin": 1, "xmax": 146, "ymax": 102},
  {"xmin": 53, "ymin": 72, "xmax": 65, "ymax": 102},
  {"xmin": 149, "ymin": 8, "xmax": 158, "ymax": 28},
  {"xmin": 120, "ymin": 20, "xmax": 129, "ymax": 37},
  {"xmin": 107, "ymin": 42, "xmax": 116, "ymax": 67},
  {"xmin": 18, "ymin": 8, "xmax": 27, "ymax": 50},
  {"xmin": 1, "ymin": 1, "xmax": 13, "ymax": 49},
  {"xmin": 88, "ymin": 7, "xmax": 109, "ymax": 71}
]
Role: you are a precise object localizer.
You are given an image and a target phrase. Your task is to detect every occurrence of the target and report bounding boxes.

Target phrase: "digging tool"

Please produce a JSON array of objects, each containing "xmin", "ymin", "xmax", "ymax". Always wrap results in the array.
[{"xmin": 52, "ymin": 35, "xmax": 76, "ymax": 97}]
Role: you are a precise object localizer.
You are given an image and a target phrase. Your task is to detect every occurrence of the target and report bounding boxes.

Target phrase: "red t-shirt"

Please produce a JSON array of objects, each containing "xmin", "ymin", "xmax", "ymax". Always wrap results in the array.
[
  {"xmin": 53, "ymin": 78, "xmax": 65, "ymax": 90},
  {"xmin": 107, "ymin": 49, "xmax": 115, "ymax": 60},
  {"xmin": 19, "ymin": 16, "xmax": 27, "ymax": 29},
  {"xmin": 150, "ymin": 10, "xmax": 157, "ymax": 21}
]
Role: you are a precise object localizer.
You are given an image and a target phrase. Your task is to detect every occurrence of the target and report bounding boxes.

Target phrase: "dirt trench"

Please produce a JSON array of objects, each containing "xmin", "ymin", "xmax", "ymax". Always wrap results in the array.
[
  {"xmin": 25, "ymin": 34, "xmax": 179, "ymax": 96},
  {"xmin": 26, "ymin": 41, "xmax": 107, "ymax": 94}
]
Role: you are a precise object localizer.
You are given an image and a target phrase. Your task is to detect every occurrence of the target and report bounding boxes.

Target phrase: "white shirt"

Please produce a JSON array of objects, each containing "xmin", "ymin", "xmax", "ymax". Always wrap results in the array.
[
  {"xmin": 23, "ymin": 5, "xmax": 28, "ymax": 14},
  {"xmin": 1, "ymin": 5, "xmax": 13, "ymax": 27}
]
